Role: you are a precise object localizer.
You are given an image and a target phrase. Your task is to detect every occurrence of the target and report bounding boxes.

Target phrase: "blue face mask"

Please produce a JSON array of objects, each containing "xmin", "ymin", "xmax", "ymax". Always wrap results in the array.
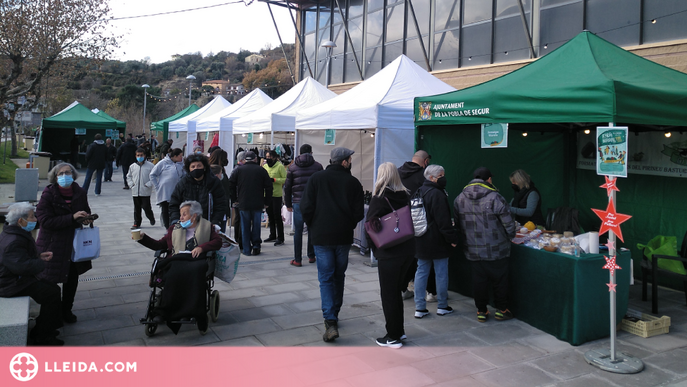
[
  {"xmin": 57, "ymin": 175, "xmax": 74, "ymax": 188},
  {"xmin": 22, "ymin": 221, "xmax": 37, "ymax": 232},
  {"xmin": 180, "ymin": 219, "xmax": 193, "ymax": 228},
  {"xmin": 136, "ymin": 156, "xmax": 145, "ymax": 163}
]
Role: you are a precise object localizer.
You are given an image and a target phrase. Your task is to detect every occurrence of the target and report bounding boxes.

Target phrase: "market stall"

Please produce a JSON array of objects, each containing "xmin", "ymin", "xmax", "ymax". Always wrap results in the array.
[
  {"xmin": 168, "ymin": 96, "xmax": 231, "ymax": 155},
  {"xmin": 150, "ymin": 104, "xmax": 199, "ymax": 143}
]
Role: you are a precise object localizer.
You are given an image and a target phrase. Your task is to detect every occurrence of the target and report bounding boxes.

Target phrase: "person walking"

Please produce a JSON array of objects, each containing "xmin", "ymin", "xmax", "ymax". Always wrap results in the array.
[
  {"xmin": 301, "ymin": 147, "xmax": 364, "ymax": 343},
  {"xmin": 104, "ymin": 138, "xmax": 117, "ymax": 182},
  {"xmin": 127, "ymin": 148, "xmax": 156, "ymax": 230},
  {"xmin": 35, "ymin": 163, "xmax": 95, "ymax": 324},
  {"xmin": 82, "ymin": 134, "xmax": 107, "ymax": 196},
  {"xmin": 262, "ymin": 150, "xmax": 287, "ymax": 246},
  {"xmin": 149, "ymin": 148, "xmax": 184, "ymax": 229},
  {"xmin": 228, "ymin": 151, "xmax": 247, "ymax": 250},
  {"xmin": 367, "ymin": 163, "xmax": 415, "ymax": 348},
  {"xmin": 0, "ymin": 203, "xmax": 64, "ymax": 346},
  {"xmin": 413, "ymin": 164, "xmax": 459, "ymax": 319},
  {"xmin": 158, "ymin": 139, "xmax": 173, "ymax": 160},
  {"xmin": 228, "ymin": 151, "xmax": 272, "ymax": 256},
  {"xmin": 454, "ymin": 167, "xmax": 516, "ymax": 323},
  {"xmin": 284, "ymin": 144, "xmax": 323, "ymax": 267},
  {"xmin": 116, "ymin": 138, "xmax": 137, "ymax": 189}
]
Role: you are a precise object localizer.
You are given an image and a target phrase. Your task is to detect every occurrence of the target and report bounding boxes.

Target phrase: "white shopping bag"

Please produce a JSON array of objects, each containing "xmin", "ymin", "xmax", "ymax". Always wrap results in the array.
[
  {"xmin": 281, "ymin": 205, "xmax": 292, "ymax": 226},
  {"xmin": 214, "ymin": 244, "xmax": 240, "ymax": 284},
  {"xmin": 72, "ymin": 225, "xmax": 100, "ymax": 262}
]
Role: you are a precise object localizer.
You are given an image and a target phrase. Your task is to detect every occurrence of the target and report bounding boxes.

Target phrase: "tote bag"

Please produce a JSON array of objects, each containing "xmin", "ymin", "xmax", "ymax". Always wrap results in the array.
[
  {"xmin": 364, "ymin": 197, "xmax": 414, "ymax": 249},
  {"xmin": 72, "ymin": 225, "xmax": 101, "ymax": 262}
]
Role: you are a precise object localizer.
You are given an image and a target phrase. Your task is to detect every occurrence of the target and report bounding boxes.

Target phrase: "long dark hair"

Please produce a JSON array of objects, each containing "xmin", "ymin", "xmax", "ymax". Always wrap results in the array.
[
  {"xmin": 169, "ymin": 148, "xmax": 183, "ymax": 157},
  {"xmin": 208, "ymin": 148, "xmax": 229, "ymax": 167}
]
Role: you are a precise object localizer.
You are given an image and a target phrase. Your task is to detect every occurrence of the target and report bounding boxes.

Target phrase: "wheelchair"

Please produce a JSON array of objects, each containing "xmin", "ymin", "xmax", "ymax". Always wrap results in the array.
[{"xmin": 139, "ymin": 249, "xmax": 220, "ymax": 336}]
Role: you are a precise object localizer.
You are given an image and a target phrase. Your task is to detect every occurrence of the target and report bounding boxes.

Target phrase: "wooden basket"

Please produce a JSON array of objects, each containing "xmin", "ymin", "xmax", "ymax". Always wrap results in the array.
[{"xmin": 620, "ymin": 313, "xmax": 671, "ymax": 338}]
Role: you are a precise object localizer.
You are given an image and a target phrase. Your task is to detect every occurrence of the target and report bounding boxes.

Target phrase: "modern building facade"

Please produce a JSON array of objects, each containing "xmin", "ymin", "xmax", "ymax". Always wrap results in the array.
[{"xmin": 280, "ymin": 0, "xmax": 687, "ymax": 91}]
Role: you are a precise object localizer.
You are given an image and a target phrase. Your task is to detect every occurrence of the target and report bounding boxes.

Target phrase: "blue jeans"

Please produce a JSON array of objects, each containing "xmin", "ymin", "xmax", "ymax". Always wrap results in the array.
[
  {"xmin": 414, "ymin": 258, "xmax": 449, "ymax": 311},
  {"xmin": 292, "ymin": 203, "xmax": 314, "ymax": 262},
  {"xmin": 82, "ymin": 168, "xmax": 103, "ymax": 195},
  {"xmin": 240, "ymin": 210, "xmax": 262, "ymax": 254},
  {"xmin": 314, "ymin": 245, "xmax": 350, "ymax": 321}
]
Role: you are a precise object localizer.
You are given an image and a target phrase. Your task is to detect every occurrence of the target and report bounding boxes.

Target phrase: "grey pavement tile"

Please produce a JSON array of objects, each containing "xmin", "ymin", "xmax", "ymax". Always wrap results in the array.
[
  {"xmin": 297, "ymin": 288, "xmax": 323, "ymax": 300},
  {"xmin": 227, "ymin": 304, "xmax": 294, "ymax": 323},
  {"xmin": 63, "ymin": 331, "xmax": 105, "ymax": 346},
  {"xmin": 88, "ymin": 283, "xmax": 150, "ymax": 298},
  {"xmin": 93, "ymin": 301, "xmax": 148, "ymax": 318},
  {"xmin": 620, "ymin": 332, "xmax": 687, "ymax": 353},
  {"xmin": 314, "ymin": 316, "xmax": 383, "ymax": 338},
  {"xmin": 201, "ymin": 336, "xmax": 265, "ymax": 346},
  {"xmin": 344, "ymin": 364, "xmax": 436, "ymax": 387},
  {"xmin": 106, "ymin": 264, "xmax": 153, "ymax": 274},
  {"xmin": 219, "ymin": 286, "xmax": 268, "ymax": 300},
  {"xmin": 575, "ymin": 339, "xmax": 657, "ymax": 359},
  {"xmin": 467, "ymin": 322, "xmax": 535, "ymax": 345},
  {"xmin": 261, "ymin": 281, "xmax": 312, "ymax": 294},
  {"xmin": 103, "ymin": 325, "xmax": 149, "ymax": 345},
  {"xmin": 402, "ymin": 332, "xmax": 487, "ymax": 357},
  {"xmin": 287, "ymin": 298, "xmax": 323, "ymax": 313},
  {"xmin": 343, "ymin": 290, "xmax": 381, "ymax": 304},
  {"xmin": 62, "ymin": 314, "xmax": 136, "ymax": 336},
  {"xmin": 69, "ymin": 308, "xmax": 97, "ymax": 322},
  {"xmin": 346, "ymin": 346, "xmax": 434, "ymax": 371},
  {"xmin": 412, "ymin": 352, "xmax": 495, "ymax": 383},
  {"xmin": 300, "ymin": 332, "xmax": 374, "ymax": 347},
  {"xmin": 346, "ymin": 280, "xmax": 382, "ymax": 293},
  {"xmin": 272, "ymin": 310, "xmax": 324, "ymax": 330},
  {"xmin": 473, "ymin": 363, "xmax": 559, "ymax": 387},
  {"xmin": 256, "ymin": 325, "xmax": 323, "ymax": 346},
  {"xmin": 107, "ymin": 339, "xmax": 146, "ymax": 346},
  {"xmin": 520, "ymin": 334, "xmax": 576, "ymax": 354},
  {"xmin": 144, "ymin": 329, "xmax": 221, "ymax": 347},
  {"xmin": 249, "ymin": 292, "xmax": 301, "ymax": 307},
  {"xmin": 217, "ymin": 297, "xmax": 255, "ymax": 312},
  {"xmin": 241, "ymin": 269, "xmax": 286, "ymax": 280},
  {"xmin": 407, "ymin": 311, "xmax": 478, "ymax": 334},
  {"xmin": 113, "ymin": 276, "xmax": 150, "ymax": 287},
  {"xmin": 273, "ymin": 272, "xmax": 319, "ymax": 284},
  {"xmin": 551, "ymin": 374, "xmax": 625, "ymax": 387},
  {"xmin": 76, "ymin": 279, "xmax": 117, "ymax": 291},
  {"xmin": 471, "ymin": 341, "xmax": 546, "ymax": 367},
  {"xmin": 72, "ymin": 294, "xmax": 125, "ymax": 310},
  {"xmin": 666, "ymin": 378, "xmax": 687, "ymax": 387},
  {"xmin": 212, "ymin": 318, "xmax": 282, "ymax": 340},
  {"xmin": 121, "ymin": 291, "xmax": 151, "ymax": 303},
  {"xmin": 530, "ymin": 350, "xmax": 594, "ymax": 380},
  {"xmin": 347, "ymin": 273, "xmax": 381, "ymax": 283},
  {"xmin": 227, "ymin": 276, "xmax": 277, "ymax": 289},
  {"xmin": 643, "ymin": 348, "xmax": 687, "ymax": 375},
  {"xmin": 338, "ymin": 302, "xmax": 384, "ymax": 320},
  {"xmin": 431, "ymin": 376, "xmax": 490, "ymax": 387},
  {"xmin": 589, "ymin": 365, "xmax": 678, "ymax": 387},
  {"xmin": 279, "ymin": 352, "xmax": 376, "ymax": 386}
]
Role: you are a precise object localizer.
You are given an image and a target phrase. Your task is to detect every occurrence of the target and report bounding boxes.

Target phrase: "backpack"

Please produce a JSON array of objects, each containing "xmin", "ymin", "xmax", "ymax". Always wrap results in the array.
[
  {"xmin": 411, "ymin": 189, "xmax": 429, "ymax": 236},
  {"xmin": 545, "ymin": 207, "xmax": 581, "ymax": 235}
]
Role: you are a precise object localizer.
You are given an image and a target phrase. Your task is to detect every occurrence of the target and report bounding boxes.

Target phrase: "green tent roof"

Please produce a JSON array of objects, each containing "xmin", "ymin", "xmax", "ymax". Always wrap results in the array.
[
  {"xmin": 42, "ymin": 101, "xmax": 120, "ymax": 129},
  {"xmin": 151, "ymin": 104, "xmax": 200, "ymax": 131},
  {"xmin": 415, "ymin": 31, "xmax": 687, "ymax": 127},
  {"xmin": 94, "ymin": 110, "xmax": 126, "ymax": 130}
]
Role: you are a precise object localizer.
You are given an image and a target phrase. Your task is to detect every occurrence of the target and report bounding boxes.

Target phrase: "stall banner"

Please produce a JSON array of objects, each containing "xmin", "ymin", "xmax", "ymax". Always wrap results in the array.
[
  {"xmin": 595, "ymin": 127, "xmax": 628, "ymax": 177},
  {"xmin": 75, "ymin": 128, "xmax": 86, "ymax": 135},
  {"xmin": 324, "ymin": 129, "xmax": 336, "ymax": 145},
  {"xmin": 481, "ymin": 123, "xmax": 508, "ymax": 148},
  {"xmin": 105, "ymin": 129, "xmax": 113, "ymax": 138},
  {"xmin": 577, "ymin": 131, "xmax": 687, "ymax": 179}
]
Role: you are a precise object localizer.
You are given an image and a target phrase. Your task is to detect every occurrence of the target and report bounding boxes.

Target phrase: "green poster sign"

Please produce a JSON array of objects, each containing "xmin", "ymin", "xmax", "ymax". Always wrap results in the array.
[
  {"xmin": 247, "ymin": 133, "xmax": 253, "ymax": 144},
  {"xmin": 324, "ymin": 129, "xmax": 336, "ymax": 145},
  {"xmin": 481, "ymin": 123, "xmax": 508, "ymax": 148},
  {"xmin": 596, "ymin": 126, "xmax": 628, "ymax": 177}
]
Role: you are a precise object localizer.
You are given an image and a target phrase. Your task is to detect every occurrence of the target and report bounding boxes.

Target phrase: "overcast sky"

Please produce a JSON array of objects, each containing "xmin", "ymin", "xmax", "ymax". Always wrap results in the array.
[{"xmin": 108, "ymin": 0, "xmax": 297, "ymax": 64}]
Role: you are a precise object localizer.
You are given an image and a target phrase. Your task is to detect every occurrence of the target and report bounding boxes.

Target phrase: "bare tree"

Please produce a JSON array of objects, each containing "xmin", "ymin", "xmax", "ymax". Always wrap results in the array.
[{"xmin": 0, "ymin": 0, "xmax": 118, "ymax": 156}]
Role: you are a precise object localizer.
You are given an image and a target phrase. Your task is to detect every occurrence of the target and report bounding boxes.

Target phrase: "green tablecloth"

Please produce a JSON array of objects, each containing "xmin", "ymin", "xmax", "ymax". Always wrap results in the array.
[{"xmin": 448, "ymin": 245, "xmax": 631, "ymax": 346}]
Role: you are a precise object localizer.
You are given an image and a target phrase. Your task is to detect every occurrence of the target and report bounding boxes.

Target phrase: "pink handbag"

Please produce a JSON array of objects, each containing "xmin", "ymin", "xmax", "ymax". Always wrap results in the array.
[{"xmin": 364, "ymin": 197, "xmax": 414, "ymax": 249}]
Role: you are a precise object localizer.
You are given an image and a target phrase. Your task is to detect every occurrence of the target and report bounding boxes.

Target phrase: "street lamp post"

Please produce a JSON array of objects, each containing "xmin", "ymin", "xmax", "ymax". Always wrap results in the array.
[
  {"xmin": 186, "ymin": 75, "xmax": 196, "ymax": 107},
  {"xmin": 320, "ymin": 40, "xmax": 336, "ymax": 88},
  {"xmin": 142, "ymin": 84, "xmax": 150, "ymax": 136}
]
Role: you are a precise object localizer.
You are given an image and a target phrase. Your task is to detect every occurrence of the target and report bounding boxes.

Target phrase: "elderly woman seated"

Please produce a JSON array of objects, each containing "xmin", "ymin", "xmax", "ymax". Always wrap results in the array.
[
  {"xmin": 135, "ymin": 200, "xmax": 222, "ymax": 333},
  {"xmin": 0, "ymin": 202, "xmax": 63, "ymax": 345}
]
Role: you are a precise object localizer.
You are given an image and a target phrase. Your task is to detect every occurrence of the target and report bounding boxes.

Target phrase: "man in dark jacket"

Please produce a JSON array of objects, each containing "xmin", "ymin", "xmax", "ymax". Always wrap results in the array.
[
  {"xmin": 228, "ymin": 151, "xmax": 272, "ymax": 256},
  {"xmin": 300, "ymin": 147, "xmax": 364, "ymax": 343},
  {"xmin": 284, "ymin": 144, "xmax": 323, "ymax": 266},
  {"xmin": 0, "ymin": 203, "xmax": 63, "ymax": 346},
  {"xmin": 116, "ymin": 138, "xmax": 138, "ymax": 189},
  {"xmin": 169, "ymin": 154, "xmax": 228, "ymax": 228},
  {"xmin": 454, "ymin": 167, "xmax": 516, "ymax": 323},
  {"xmin": 104, "ymin": 138, "xmax": 117, "ymax": 182},
  {"xmin": 82, "ymin": 134, "xmax": 107, "ymax": 196},
  {"xmin": 158, "ymin": 139, "xmax": 173, "ymax": 159}
]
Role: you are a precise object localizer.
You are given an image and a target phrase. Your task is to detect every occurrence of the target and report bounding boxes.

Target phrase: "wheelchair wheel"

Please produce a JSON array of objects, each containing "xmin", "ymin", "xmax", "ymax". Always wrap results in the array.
[
  {"xmin": 145, "ymin": 323, "xmax": 158, "ymax": 337},
  {"xmin": 209, "ymin": 290, "xmax": 220, "ymax": 323}
]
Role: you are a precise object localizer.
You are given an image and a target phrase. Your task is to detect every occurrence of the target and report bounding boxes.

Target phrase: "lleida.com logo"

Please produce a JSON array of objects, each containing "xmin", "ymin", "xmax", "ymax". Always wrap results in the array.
[
  {"xmin": 10, "ymin": 353, "xmax": 38, "ymax": 382},
  {"xmin": 9, "ymin": 352, "xmax": 137, "ymax": 381}
]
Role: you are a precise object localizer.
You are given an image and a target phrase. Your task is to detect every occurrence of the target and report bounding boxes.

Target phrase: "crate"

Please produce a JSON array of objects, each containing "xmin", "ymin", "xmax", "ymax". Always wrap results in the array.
[{"xmin": 620, "ymin": 313, "xmax": 671, "ymax": 338}]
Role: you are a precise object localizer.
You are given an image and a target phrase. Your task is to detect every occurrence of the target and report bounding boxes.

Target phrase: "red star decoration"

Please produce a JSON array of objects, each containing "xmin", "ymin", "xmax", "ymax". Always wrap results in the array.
[
  {"xmin": 607, "ymin": 282, "xmax": 617, "ymax": 292},
  {"xmin": 605, "ymin": 240, "xmax": 615, "ymax": 251},
  {"xmin": 602, "ymin": 255, "xmax": 621, "ymax": 276},
  {"xmin": 600, "ymin": 176, "xmax": 620, "ymax": 197},
  {"xmin": 592, "ymin": 198, "xmax": 632, "ymax": 242}
]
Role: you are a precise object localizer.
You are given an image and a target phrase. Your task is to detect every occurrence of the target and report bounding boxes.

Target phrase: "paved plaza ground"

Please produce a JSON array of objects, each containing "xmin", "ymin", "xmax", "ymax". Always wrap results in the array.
[{"xmin": 3, "ymin": 161, "xmax": 687, "ymax": 386}]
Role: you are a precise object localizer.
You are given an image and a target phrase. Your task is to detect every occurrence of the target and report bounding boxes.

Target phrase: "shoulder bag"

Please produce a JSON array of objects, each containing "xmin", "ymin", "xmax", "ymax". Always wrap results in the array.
[
  {"xmin": 72, "ymin": 223, "xmax": 101, "ymax": 262},
  {"xmin": 364, "ymin": 197, "xmax": 414, "ymax": 249}
]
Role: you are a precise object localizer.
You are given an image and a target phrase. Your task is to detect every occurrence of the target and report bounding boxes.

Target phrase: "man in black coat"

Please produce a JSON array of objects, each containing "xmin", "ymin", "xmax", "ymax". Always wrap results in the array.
[
  {"xmin": 284, "ymin": 144, "xmax": 323, "ymax": 266},
  {"xmin": 300, "ymin": 147, "xmax": 364, "ymax": 343},
  {"xmin": 104, "ymin": 138, "xmax": 117, "ymax": 182},
  {"xmin": 82, "ymin": 134, "xmax": 107, "ymax": 196},
  {"xmin": 228, "ymin": 151, "xmax": 273, "ymax": 256},
  {"xmin": 116, "ymin": 138, "xmax": 138, "ymax": 189}
]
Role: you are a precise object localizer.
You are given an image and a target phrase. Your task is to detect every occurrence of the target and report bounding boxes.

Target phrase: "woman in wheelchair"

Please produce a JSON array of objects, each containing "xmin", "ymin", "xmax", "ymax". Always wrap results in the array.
[{"xmin": 135, "ymin": 200, "xmax": 222, "ymax": 334}]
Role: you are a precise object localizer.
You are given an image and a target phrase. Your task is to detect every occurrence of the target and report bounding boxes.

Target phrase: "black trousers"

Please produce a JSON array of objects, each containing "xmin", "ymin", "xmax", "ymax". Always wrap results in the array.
[
  {"xmin": 14, "ymin": 280, "xmax": 62, "ymax": 340},
  {"xmin": 471, "ymin": 258, "xmax": 509, "ymax": 312},
  {"xmin": 404, "ymin": 259, "xmax": 436, "ymax": 294},
  {"xmin": 62, "ymin": 262, "xmax": 79, "ymax": 313},
  {"xmin": 159, "ymin": 201, "xmax": 170, "ymax": 229},
  {"xmin": 378, "ymin": 255, "xmax": 414, "ymax": 340},
  {"xmin": 133, "ymin": 196, "xmax": 155, "ymax": 227},
  {"xmin": 266, "ymin": 196, "xmax": 284, "ymax": 242},
  {"xmin": 232, "ymin": 207, "xmax": 242, "ymax": 250}
]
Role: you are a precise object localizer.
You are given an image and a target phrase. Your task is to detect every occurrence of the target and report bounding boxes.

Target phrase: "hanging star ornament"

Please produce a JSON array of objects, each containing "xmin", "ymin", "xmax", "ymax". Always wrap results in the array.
[
  {"xmin": 607, "ymin": 282, "xmax": 617, "ymax": 292},
  {"xmin": 592, "ymin": 198, "xmax": 632, "ymax": 242},
  {"xmin": 604, "ymin": 240, "xmax": 615, "ymax": 252},
  {"xmin": 602, "ymin": 255, "xmax": 621, "ymax": 276},
  {"xmin": 600, "ymin": 176, "xmax": 620, "ymax": 197}
]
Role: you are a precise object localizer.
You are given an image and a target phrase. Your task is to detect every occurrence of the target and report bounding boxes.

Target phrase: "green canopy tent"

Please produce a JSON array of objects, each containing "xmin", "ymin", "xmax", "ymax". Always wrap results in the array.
[
  {"xmin": 40, "ymin": 101, "xmax": 121, "ymax": 165},
  {"xmin": 414, "ymin": 31, "xmax": 687, "ymax": 294},
  {"xmin": 151, "ymin": 104, "xmax": 199, "ymax": 142},
  {"xmin": 94, "ymin": 109, "xmax": 126, "ymax": 130}
]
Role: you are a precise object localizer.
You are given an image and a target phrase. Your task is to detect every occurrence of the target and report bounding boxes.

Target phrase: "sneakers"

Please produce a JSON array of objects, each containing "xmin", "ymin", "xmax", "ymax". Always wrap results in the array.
[
  {"xmin": 62, "ymin": 310, "xmax": 77, "ymax": 324},
  {"xmin": 477, "ymin": 310, "xmax": 489, "ymax": 323},
  {"xmin": 376, "ymin": 335, "xmax": 402, "ymax": 349},
  {"xmin": 400, "ymin": 334, "xmax": 407, "ymax": 340},
  {"xmin": 150, "ymin": 218, "xmax": 156, "ymax": 226},
  {"xmin": 95, "ymin": 193, "xmax": 100, "ymax": 197},
  {"xmin": 274, "ymin": 240, "xmax": 284, "ymax": 246},
  {"xmin": 131, "ymin": 225, "xmax": 139, "ymax": 230},
  {"xmin": 402, "ymin": 290, "xmax": 414, "ymax": 300},
  {"xmin": 308, "ymin": 257, "xmax": 316, "ymax": 263},
  {"xmin": 414, "ymin": 309, "xmax": 429, "ymax": 319},
  {"xmin": 426, "ymin": 292, "xmax": 437, "ymax": 303},
  {"xmin": 495, "ymin": 309, "xmax": 514, "ymax": 321},
  {"xmin": 323, "ymin": 320, "xmax": 339, "ymax": 342},
  {"xmin": 264, "ymin": 237, "xmax": 277, "ymax": 243},
  {"xmin": 123, "ymin": 186, "xmax": 130, "ymax": 190},
  {"xmin": 437, "ymin": 306, "xmax": 454, "ymax": 316},
  {"xmin": 290, "ymin": 260, "xmax": 302, "ymax": 267}
]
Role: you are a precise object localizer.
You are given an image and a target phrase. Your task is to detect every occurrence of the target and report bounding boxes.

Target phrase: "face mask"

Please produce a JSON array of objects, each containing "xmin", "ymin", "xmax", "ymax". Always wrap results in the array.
[
  {"xmin": 512, "ymin": 184, "xmax": 520, "ymax": 192},
  {"xmin": 21, "ymin": 220, "xmax": 37, "ymax": 232},
  {"xmin": 136, "ymin": 156, "xmax": 145, "ymax": 163},
  {"xmin": 195, "ymin": 151, "xmax": 203, "ymax": 155},
  {"xmin": 190, "ymin": 169, "xmax": 205, "ymax": 179},
  {"xmin": 436, "ymin": 176, "xmax": 447, "ymax": 188},
  {"xmin": 180, "ymin": 219, "xmax": 193, "ymax": 228},
  {"xmin": 266, "ymin": 158, "xmax": 277, "ymax": 167},
  {"xmin": 57, "ymin": 175, "xmax": 73, "ymax": 188}
]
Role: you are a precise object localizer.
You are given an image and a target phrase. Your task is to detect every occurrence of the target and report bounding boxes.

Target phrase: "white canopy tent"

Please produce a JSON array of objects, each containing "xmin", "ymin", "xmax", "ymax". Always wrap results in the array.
[
  {"xmin": 168, "ymin": 95, "xmax": 231, "ymax": 155},
  {"xmin": 195, "ymin": 89, "xmax": 273, "ymax": 170},
  {"xmin": 295, "ymin": 55, "xmax": 455, "ymax": 190}
]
